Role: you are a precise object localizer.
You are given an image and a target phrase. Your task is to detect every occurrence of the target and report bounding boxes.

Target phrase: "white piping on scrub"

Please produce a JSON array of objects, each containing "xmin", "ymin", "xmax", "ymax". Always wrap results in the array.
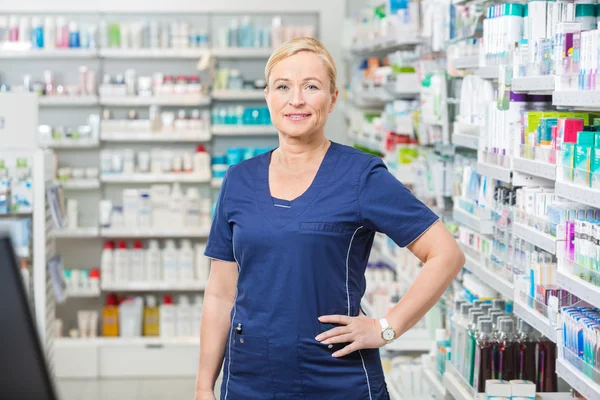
[{"xmin": 224, "ymin": 237, "xmax": 241, "ymax": 400}]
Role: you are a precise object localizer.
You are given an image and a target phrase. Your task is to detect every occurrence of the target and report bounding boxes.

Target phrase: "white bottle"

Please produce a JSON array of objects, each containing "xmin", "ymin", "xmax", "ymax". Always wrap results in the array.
[
  {"xmin": 191, "ymin": 295, "xmax": 203, "ymax": 337},
  {"xmin": 176, "ymin": 295, "xmax": 193, "ymax": 337},
  {"xmin": 185, "ymin": 188, "xmax": 202, "ymax": 227},
  {"xmin": 146, "ymin": 240, "xmax": 162, "ymax": 282},
  {"xmin": 130, "ymin": 241, "xmax": 145, "ymax": 282},
  {"xmin": 193, "ymin": 145, "xmax": 211, "ymax": 180},
  {"xmin": 162, "ymin": 240, "xmax": 178, "ymax": 282},
  {"xmin": 101, "ymin": 241, "xmax": 115, "ymax": 285},
  {"xmin": 170, "ymin": 183, "xmax": 185, "ymax": 228},
  {"xmin": 44, "ymin": 17, "xmax": 56, "ymax": 49},
  {"xmin": 179, "ymin": 240, "xmax": 195, "ymax": 282},
  {"xmin": 115, "ymin": 241, "xmax": 130, "ymax": 283},
  {"xmin": 194, "ymin": 244, "xmax": 210, "ymax": 284},
  {"xmin": 159, "ymin": 295, "xmax": 177, "ymax": 338}
]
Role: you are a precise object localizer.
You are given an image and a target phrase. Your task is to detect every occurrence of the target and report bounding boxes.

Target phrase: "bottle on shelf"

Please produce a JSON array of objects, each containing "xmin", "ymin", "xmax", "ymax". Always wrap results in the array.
[
  {"xmin": 115, "ymin": 240, "xmax": 130, "ymax": 283},
  {"xmin": 146, "ymin": 240, "xmax": 162, "ymax": 282},
  {"xmin": 101, "ymin": 241, "xmax": 114, "ymax": 285},
  {"xmin": 176, "ymin": 295, "xmax": 192, "ymax": 337},
  {"xmin": 162, "ymin": 240, "xmax": 178, "ymax": 282},
  {"xmin": 119, "ymin": 296, "xmax": 143, "ymax": 337},
  {"xmin": 179, "ymin": 240, "xmax": 195, "ymax": 281},
  {"xmin": 537, "ymin": 338, "xmax": 558, "ymax": 392},
  {"xmin": 131, "ymin": 241, "xmax": 145, "ymax": 282},
  {"xmin": 159, "ymin": 295, "xmax": 176, "ymax": 338},
  {"xmin": 191, "ymin": 295, "xmax": 203, "ymax": 337},
  {"xmin": 463, "ymin": 309, "xmax": 484, "ymax": 381},
  {"xmin": 194, "ymin": 243, "xmax": 210, "ymax": 284},
  {"xmin": 102, "ymin": 294, "xmax": 119, "ymax": 337},
  {"xmin": 143, "ymin": 295, "xmax": 160, "ymax": 337},
  {"xmin": 472, "ymin": 320, "xmax": 495, "ymax": 393},
  {"xmin": 496, "ymin": 319, "xmax": 518, "ymax": 382},
  {"xmin": 185, "ymin": 188, "xmax": 202, "ymax": 227},
  {"xmin": 170, "ymin": 183, "xmax": 185, "ymax": 228},
  {"xmin": 515, "ymin": 320, "xmax": 538, "ymax": 384},
  {"xmin": 90, "ymin": 268, "xmax": 100, "ymax": 293},
  {"xmin": 193, "ymin": 145, "xmax": 210, "ymax": 179},
  {"xmin": 454, "ymin": 303, "xmax": 473, "ymax": 371}
]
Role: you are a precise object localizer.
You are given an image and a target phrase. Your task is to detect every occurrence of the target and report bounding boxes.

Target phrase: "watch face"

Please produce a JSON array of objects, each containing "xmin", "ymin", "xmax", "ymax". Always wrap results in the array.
[{"xmin": 383, "ymin": 329, "xmax": 394, "ymax": 341}]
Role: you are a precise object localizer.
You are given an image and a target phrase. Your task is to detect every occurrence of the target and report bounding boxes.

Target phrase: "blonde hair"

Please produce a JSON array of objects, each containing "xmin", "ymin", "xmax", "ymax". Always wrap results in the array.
[{"xmin": 265, "ymin": 37, "xmax": 337, "ymax": 94}]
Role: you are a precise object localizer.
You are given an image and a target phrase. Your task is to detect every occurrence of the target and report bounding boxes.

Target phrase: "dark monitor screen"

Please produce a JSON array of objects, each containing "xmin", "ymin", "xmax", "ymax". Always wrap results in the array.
[{"xmin": 0, "ymin": 235, "xmax": 58, "ymax": 400}]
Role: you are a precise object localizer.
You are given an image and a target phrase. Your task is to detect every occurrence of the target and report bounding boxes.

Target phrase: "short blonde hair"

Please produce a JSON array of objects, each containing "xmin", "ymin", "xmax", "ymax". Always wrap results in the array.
[{"xmin": 265, "ymin": 37, "xmax": 337, "ymax": 94}]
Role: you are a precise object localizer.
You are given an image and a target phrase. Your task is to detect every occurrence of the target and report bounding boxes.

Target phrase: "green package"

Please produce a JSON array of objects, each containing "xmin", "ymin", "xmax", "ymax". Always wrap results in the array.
[
  {"xmin": 592, "ymin": 147, "xmax": 600, "ymax": 189},
  {"xmin": 574, "ymin": 145, "xmax": 592, "ymax": 186}
]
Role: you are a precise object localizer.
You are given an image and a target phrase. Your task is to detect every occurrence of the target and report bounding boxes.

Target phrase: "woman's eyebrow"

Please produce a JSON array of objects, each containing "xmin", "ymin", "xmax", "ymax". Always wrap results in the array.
[{"xmin": 272, "ymin": 77, "xmax": 323, "ymax": 84}]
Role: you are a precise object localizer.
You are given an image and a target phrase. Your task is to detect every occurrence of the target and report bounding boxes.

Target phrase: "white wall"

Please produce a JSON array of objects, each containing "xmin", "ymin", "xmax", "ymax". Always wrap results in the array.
[{"xmin": 0, "ymin": 0, "xmax": 347, "ymax": 142}]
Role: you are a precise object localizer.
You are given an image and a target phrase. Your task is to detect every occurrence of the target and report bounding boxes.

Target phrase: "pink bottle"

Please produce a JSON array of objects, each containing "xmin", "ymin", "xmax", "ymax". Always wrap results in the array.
[
  {"xmin": 56, "ymin": 17, "xmax": 69, "ymax": 48},
  {"xmin": 8, "ymin": 16, "xmax": 18, "ymax": 42}
]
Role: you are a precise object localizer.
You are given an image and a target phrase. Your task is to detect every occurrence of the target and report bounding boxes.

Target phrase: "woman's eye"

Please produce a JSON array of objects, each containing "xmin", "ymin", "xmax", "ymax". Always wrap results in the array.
[
  {"xmin": 277, "ymin": 85, "xmax": 288, "ymax": 91},
  {"xmin": 306, "ymin": 84, "xmax": 318, "ymax": 90}
]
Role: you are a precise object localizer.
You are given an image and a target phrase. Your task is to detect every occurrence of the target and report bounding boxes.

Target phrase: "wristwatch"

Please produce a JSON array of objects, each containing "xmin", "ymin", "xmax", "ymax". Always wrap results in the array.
[{"xmin": 379, "ymin": 318, "xmax": 396, "ymax": 344}]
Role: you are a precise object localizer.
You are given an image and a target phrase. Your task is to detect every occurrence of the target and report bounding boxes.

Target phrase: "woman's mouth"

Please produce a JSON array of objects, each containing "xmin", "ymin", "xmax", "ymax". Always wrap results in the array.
[{"xmin": 285, "ymin": 113, "xmax": 311, "ymax": 121}]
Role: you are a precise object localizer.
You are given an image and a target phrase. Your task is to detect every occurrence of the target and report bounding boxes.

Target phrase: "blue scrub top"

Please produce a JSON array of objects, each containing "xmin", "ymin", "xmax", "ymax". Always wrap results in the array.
[{"xmin": 205, "ymin": 141, "xmax": 439, "ymax": 400}]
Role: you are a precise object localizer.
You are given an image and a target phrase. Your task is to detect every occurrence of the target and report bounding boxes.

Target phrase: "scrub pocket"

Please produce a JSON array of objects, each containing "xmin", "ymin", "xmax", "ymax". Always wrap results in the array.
[
  {"xmin": 228, "ymin": 335, "xmax": 275, "ymax": 398},
  {"xmin": 299, "ymin": 222, "xmax": 356, "ymax": 236}
]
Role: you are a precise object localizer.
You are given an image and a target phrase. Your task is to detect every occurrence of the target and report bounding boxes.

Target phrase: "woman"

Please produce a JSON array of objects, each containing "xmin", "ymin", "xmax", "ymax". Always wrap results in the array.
[{"xmin": 196, "ymin": 37, "xmax": 465, "ymax": 400}]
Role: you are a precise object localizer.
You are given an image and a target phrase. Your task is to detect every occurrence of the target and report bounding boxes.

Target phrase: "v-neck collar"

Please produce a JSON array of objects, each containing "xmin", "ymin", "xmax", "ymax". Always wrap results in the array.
[{"xmin": 255, "ymin": 141, "xmax": 341, "ymax": 229}]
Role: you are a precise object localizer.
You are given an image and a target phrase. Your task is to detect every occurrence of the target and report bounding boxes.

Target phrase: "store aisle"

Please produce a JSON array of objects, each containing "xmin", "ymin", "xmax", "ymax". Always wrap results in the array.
[{"xmin": 57, "ymin": 377, "xmax": 221, "ymax": 400}]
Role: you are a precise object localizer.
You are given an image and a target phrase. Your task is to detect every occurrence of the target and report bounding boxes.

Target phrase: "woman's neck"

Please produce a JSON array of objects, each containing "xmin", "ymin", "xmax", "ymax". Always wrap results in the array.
[{"xmin": 274, "ymin": 134, "xmax": 330, "ymax": 168}]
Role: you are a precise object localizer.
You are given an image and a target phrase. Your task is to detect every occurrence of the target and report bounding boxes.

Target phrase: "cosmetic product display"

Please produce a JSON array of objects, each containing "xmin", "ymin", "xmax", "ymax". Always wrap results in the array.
[
  {"xmin": 101, "ymin": 20, "xmax": 209, "ymax": 49},
  {"xmin": 211, "ymin": 105, "xmax": 271, "ymax": 126},
  {"xmin": 1, "ymin": 67, "xmax": 97, "ymax": 98},
  {"xmin": 214, "ymin": 16, "xmax": 314, "ymax": 49},
  {"xmin": 99, "ymin": 71, "xmax": 204, "ymax": 99}
]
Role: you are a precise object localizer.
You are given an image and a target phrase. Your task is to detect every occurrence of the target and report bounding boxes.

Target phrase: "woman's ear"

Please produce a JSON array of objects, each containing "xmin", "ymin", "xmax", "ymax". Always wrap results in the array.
[{"xmin": 329, "ymin": 88, "xmax": 339, "ymax": 113}]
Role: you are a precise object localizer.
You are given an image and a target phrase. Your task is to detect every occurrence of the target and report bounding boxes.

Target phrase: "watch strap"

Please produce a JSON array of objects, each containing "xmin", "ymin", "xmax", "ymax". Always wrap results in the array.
[{"xmin": 379, "ymin": 318, "xmax": 391, "ymax": 330}]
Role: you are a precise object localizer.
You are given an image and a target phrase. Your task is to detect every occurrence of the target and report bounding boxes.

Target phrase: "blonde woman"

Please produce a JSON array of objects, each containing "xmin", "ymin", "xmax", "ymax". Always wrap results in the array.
[{"xmin": 196, "ymin": 37, "xmax": 465, "ymax": 400}]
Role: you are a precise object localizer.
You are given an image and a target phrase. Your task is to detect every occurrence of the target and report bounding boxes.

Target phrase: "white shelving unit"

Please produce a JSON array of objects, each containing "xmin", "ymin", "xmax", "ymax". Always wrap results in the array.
[
  {"xmin": 211, "ymin": 125, "xmax": 278, "ymax": 135},
  {"xmin": 423, "ymin": 365, "xmax": 447, "ymax": 400},
  {"xmin": 452, "ymin": 207, "xmax": 494, "ymax": 235},
  {"xmin": 212, "ymin": 47, "xmax": 273, "ymax": 58},
  {"xmin": 513, "ymin": 157, "xmax": 557, "ymax": 181},
  {"xmin": 38, "ymin": 96, "xmax": 99, "ymax": 106},
  {"xmin": 100, "ymin": 173, "xmax": 210, "ymax": 184},
  {"xmin": 476, "ymin": 65, "xmax": 498, "ymax": 79},
  {"xmin": 555, "ymin": 181, "xmax": 600, "ymax": 209},
  {"xmin": 101, "ymin": 227, "xmax": 210, "ymax": 238},
  {"xmin": 553, "ymin": 90, "xmax": 600, "ymax": 110},
  {"xmin": 463, "ymin": 254, "xmax": 514, "ymax": 299},
  {"xmin": 212, "ymin": 89, "xmax": 266, "ymax": 101},
  {"xmin": 513, "ymin": 300, "xmax": 558, "ymax": 342},
  {"xmin": 61, "ymin": 179, "xmax": 101, "ymax": 190},
  {"xmin": 101, "ymin": 282, "xmax": 206, "ymax": 292},
  {"xmin": 210, "ymin": 178, "xmax": 224, "ymax": 189},
  {"xmin": 556, "ymin": 359, "xmax": 600, "ymax": 400},
  {"xmin": 512, "ymin": 75, "xmax": 555, "ymax": 94},
  {"xmin": 67, "ymin": 288, "xmax": 101, "ymax": 298},
  {"xmin": 42, "ymin": 139, "xmax": 100, "ymax": 149},
  {"xmin": 100, "ymin": 131, "xmax": 211, "ymax": 142},
  {"xmin": 556, "ymin": 268, "xmax": 600, "ymax": 310},
  {"xmin": 0, "ymin": 48, "xmax": 98, "ymax": 59},
  {"xmin": 476, "ymin": 162, "xmax": 511, "ymax": 184},
  {"xmin": 100, "ymin": 95, "xmax": 211, "ymax": 107},
  {"xmin": 512, "ymin": 222, "xmax": 562, "ymax": 255},
  {"xmin": 51, "ymin": 227, "xmax": 100, "ymax": 238},
  {"xmin": 350, "ymin": 36, "xmax": 423, "ymax": 57},
  {"xmin": 452, "ymin": 133, "xmax": 479, "ymax": 150},
  {"xmin": 99, "ymin": 48, "xmax": 210, "ymax": 59},
  {"xmin": 453, "ymin": 55, "xmax": 479, "ymax": 70}
]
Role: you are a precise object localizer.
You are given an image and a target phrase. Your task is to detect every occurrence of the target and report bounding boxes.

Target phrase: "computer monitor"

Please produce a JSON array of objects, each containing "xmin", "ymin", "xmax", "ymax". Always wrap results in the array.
[{"xmin": 0, "ymin": 234, "xmax": 58, "ymax": 400}]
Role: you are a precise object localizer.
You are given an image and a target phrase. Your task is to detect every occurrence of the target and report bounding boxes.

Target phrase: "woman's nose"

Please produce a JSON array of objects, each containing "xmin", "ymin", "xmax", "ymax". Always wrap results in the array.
[{"xmin": 288, "ymin": 88, "xmax": 305, "ymax": 107}]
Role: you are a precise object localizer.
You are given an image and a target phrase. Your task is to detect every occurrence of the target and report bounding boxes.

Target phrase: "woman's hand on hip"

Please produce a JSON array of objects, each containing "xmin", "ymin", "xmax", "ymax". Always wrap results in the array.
[{"xmin": 314, "ymin": 314, "xmax": 386, "ymax": 358}]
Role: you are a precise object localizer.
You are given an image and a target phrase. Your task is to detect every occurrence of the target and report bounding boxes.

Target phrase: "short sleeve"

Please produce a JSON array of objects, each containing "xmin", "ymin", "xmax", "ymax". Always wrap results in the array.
[
  {"xmin": 204, "ymin": 170, "xmax": 235, "ymax": 262},
  {"xmin": 359, "ymin": 157, "xmax": 439, "ymax": 248}
]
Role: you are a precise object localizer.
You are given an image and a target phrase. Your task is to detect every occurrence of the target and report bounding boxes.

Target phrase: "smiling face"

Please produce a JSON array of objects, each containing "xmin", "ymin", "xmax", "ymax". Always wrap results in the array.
[{"xmin": 265, "ymin": 51, "xmax": 338, "ymax": 140}]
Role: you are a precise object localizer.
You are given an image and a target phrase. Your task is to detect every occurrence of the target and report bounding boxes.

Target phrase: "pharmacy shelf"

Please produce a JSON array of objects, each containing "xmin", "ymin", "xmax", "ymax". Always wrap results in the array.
[
  {"xmin": 212, "ymin": 89, "xmax": 266, "ymax": 101},
  {"xmin": 443, "ymin": 362, "xmax": 481, "ymax": 400},
  {"xmin": 512, "ymin": 222, "xmax": 562, "ymax": 255},
  {"xmin": 513, "ymin": 300, "xmax": 557, "ymax": 342},
  {"xmin": 384, "ymin": 371, "xmax": 404, "ymax": 400},
  {"xmin": 452, "ymin": 207, "xmax": 494, "ymax": 235},
  {"xmin": 512, "ymin": 75, "xmax": 555, "ymax": 94},
  {"xmin": 101, "ymin": 227, "xmax": 210, "ymax": 238},
  {"xmin": 100, "ymin": 131, "xmax": 211, "ymax": 142},
  {"xmin": 423, "ymin": 366, "xmax": 447, "ymax": 400},
  {"xmin": 475, "ymin": 65, "xmax": 497, "ymax": 80},
  {"xmin": 67, "ymin": 289, "xmax": 101, "ymax": 298},
  {"xmin": 212, "ymin": 47, "xmax": 273, "ymax": 58},
  {"xmin": 211, "ymin": 125, "xmax": 277, "ymax": 136},
  {"xmin": 0, "ymin": 48, "xmax": 98, "ymax": 59},
  {"xmin": 350, "ymin": 37, "xmax": 423, "ymax": 57},
  {"xmin": 383, "ymin": 82, "xmax": 419, "ymax": 99},
  {"xmin": 38, "ymin": 96, "xmax": 99, "ymax": 106},
  {"xmin": 100, "ymin": 173, "xmax": 210, "ymax": 184},
  {"xmin": 476, "ymin": 162, "xmax": 511, "ymax": 184},
  {"xmin": 99, "ymin": 48, "xmax": 210, "ymax": 59},
  {"xmin": 556, "ymin": 269, "xmax": 600, "ymax": 310},
  {"xmin": 555, "ymin": 181, "xmax": 600, "ymax": 209},
  {"xmin": 210, "ymin": 178, "xmax": 224, "ymax": 189},
  {"xmin": 100, "ymin": 95, "xmax": 211, "ymax": 107},
  {"xmin": 463, "ymin": 254, "xmax": 514, "ymax": 299},
  {"xmin": 101, "ymin": 282, "xmax": 206, "ymax": 292},
  {"xmin": 61, "ymin": 179, "xmax": 101, "ymax": 190},
  {"xmin": 454, "ymin": 121, "xmax": 481, "ymax": 136},
  {"xmin": 553, "ymin": 90, "xmax": 600, "ymax": 110},
  {"xmin": 452, "ymin": 133, "xmax": 479, "ymax": 150},
  {"xmin": 51, "ymin": 227, "xmax": 100, "ymax": 238},
  {"xmin": 557, "ymin": 359, "xmax": 600, "ymax": 400},
  {"xmin": 387, "ymin": 337, "xmax": 432, "ymax": 352},
  {"xmin": 54, "ymin": 337, "xmax": 200, "ymax": 347},
  {"xmin": 42, "ymin": 139, "xmax": 100, "ymax": 149},
  {"xmin": 513, "ymin": 157, "xmax": 557, "ymax": 181},
  {"xmin": 453, "ymin": 55, "xmax": 479, "ymax": 70}
]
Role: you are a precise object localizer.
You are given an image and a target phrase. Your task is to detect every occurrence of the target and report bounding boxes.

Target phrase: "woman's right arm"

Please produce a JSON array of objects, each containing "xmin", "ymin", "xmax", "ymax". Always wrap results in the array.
[{"xmin": 195, "ymin": 259, "xmax": 239, "ymax": 400}]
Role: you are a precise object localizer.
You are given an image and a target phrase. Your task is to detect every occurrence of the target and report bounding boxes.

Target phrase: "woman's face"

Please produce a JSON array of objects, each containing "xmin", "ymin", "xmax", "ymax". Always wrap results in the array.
[{"xmin": 265, "ymin": 51, "xmax": 338, "ymax": 139}]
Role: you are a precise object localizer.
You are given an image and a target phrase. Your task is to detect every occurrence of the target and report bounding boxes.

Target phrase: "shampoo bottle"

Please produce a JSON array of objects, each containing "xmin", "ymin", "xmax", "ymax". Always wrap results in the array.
[
  {"xmin": 146, "ymin": 240, "xmax": 162, "ymax": 282},
  {"xmin": 473, "ymin": 320, "xmax": 496, "ymax": 392},
  {"xmin": 496, "ymin": 319, "xmax": 518, "ymax": 382},
  {"xmin": 159, "ymin": 295, "xmax": 176, "ymax": 338},
  {"xmin": 102, "ymin": 294, "xmax": 119, "ymax": 337},
  {"xmin": 143, "ymin": 295, "xmax": 160, "ymax": 337},
  {"xmin": 162, "ymin": 240, "xmax": 178, "ymax": 282},
  {"xmin": 176, "ymin": 295, "xmax": 192, "ymax": 337}
]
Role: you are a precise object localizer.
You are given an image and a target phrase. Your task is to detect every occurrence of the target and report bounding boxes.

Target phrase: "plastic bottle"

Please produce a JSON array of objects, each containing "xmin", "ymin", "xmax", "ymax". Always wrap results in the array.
[
  {"xmin": 170, "ymin": 183, "xmax": 185, "ymax": 228},
  {"xmin": 68, "ymin": 21, "xmax": 80, "ymax": 48},
  {"xmin": 193, "ymin": 145, "xmax": 211, "ymax": 179},
  {"xmin": 496, "ymin": 319, "xmax": 518, "ymax": 382},
  {"xmin": 101, "ymin": 241, "xmax": 115, "ymax": 285},
  {"xmin": 516, "ymin": 320, "xmax": 538, "ymax": 383},
  {"xmin": 115, "ymin": 241, "xmax": 130, "ymax": 283},
  {"xmin": 143, "ymin": 295, "xmax": 160, "ymax": 337},
  {"xmin": 450, "ymin": 299, "xmax": 465, "ymax": 366},
  {"xmin": 537, "ymin": 338, "xmax": 558, "ymax": 392},
  {"xmin": 185, "ymin": 188, "xmax": 202, "ymax": 227},
  {"xmin": 31, "ymin": 17, "xmax": 44, "ymax": 49},
  {"xmin": 130, "ymin": 241, "xmax": 145, "ymax": 282},
  {"xmin": 56, "ymin": 17, "xmax": 68, "ymax": 48},
  {"xmin": 146, "ymin": 240, "xmax": 162, "ymax": 282},
  {"xmin": 18, "ymin": 16, "xmax": 30, "ymax": 44},
  {"xmin": 454, "ymin": 303, "xmax": 473, "ymax": 370},
  {"xmin": 89, "ymin": 268, "xmax": 100, "ymax": 293},
  {"xmin": 228, "ymin": 19, "xmax": 239, "ymax": 47},
  {"xmin": 162, "ymin": 240, "xmax": 178, "ymax": 282},
  {"xmin": 159, "ymin": 295, "xmax": 176, "ymax": 337},
  {"xmin": 43, "ymin": 17, "xmax": 55, "ymax": 49},
  {"xmin": 473, "ymin": 320, "xmax": 496, "ymax": 392},
  {"xmin": 8, "ymin": 16, "xmax": 18, "ymax": 42},
  {"xmin": 194, "ymin": 244, "xmax": 210, "ymax": 284},
  {"xmin": 102, "ymin": 294, "xmax": 119, "ymax": 337},
  {"xmin": 435, "ymin": 329, "xmax": 451, "ymax": 375},
  {"xmin": 179, "ymin": 240, "xmax": 195, "ymax": 282},
  {"xmin": 176, "ymin": 295, "xmax": 192, "ymax": 337},
  {"xmin": 191, "ymin": 295, "xmax": 203, "ymax": 337},
  {"xmin": 464, "ymin": 310, "xmax": 484, "ymax": 382}
]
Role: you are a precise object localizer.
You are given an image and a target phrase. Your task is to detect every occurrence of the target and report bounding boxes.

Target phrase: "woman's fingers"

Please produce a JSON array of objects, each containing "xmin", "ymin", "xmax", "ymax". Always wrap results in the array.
[
  {"xmin": 318, "ymin": 314, "xmax": 352, "ymax": 326},
  {"xmin": 332, "ymin": 342, "xmax": 361, "ymax": 358},
  {"xmin": 321, "ymin": 333, "xmax": 354, "ymax": 345},
  {"xmin": 315, "ymin": 326, "xmax": 350, "ymax": 342}
]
